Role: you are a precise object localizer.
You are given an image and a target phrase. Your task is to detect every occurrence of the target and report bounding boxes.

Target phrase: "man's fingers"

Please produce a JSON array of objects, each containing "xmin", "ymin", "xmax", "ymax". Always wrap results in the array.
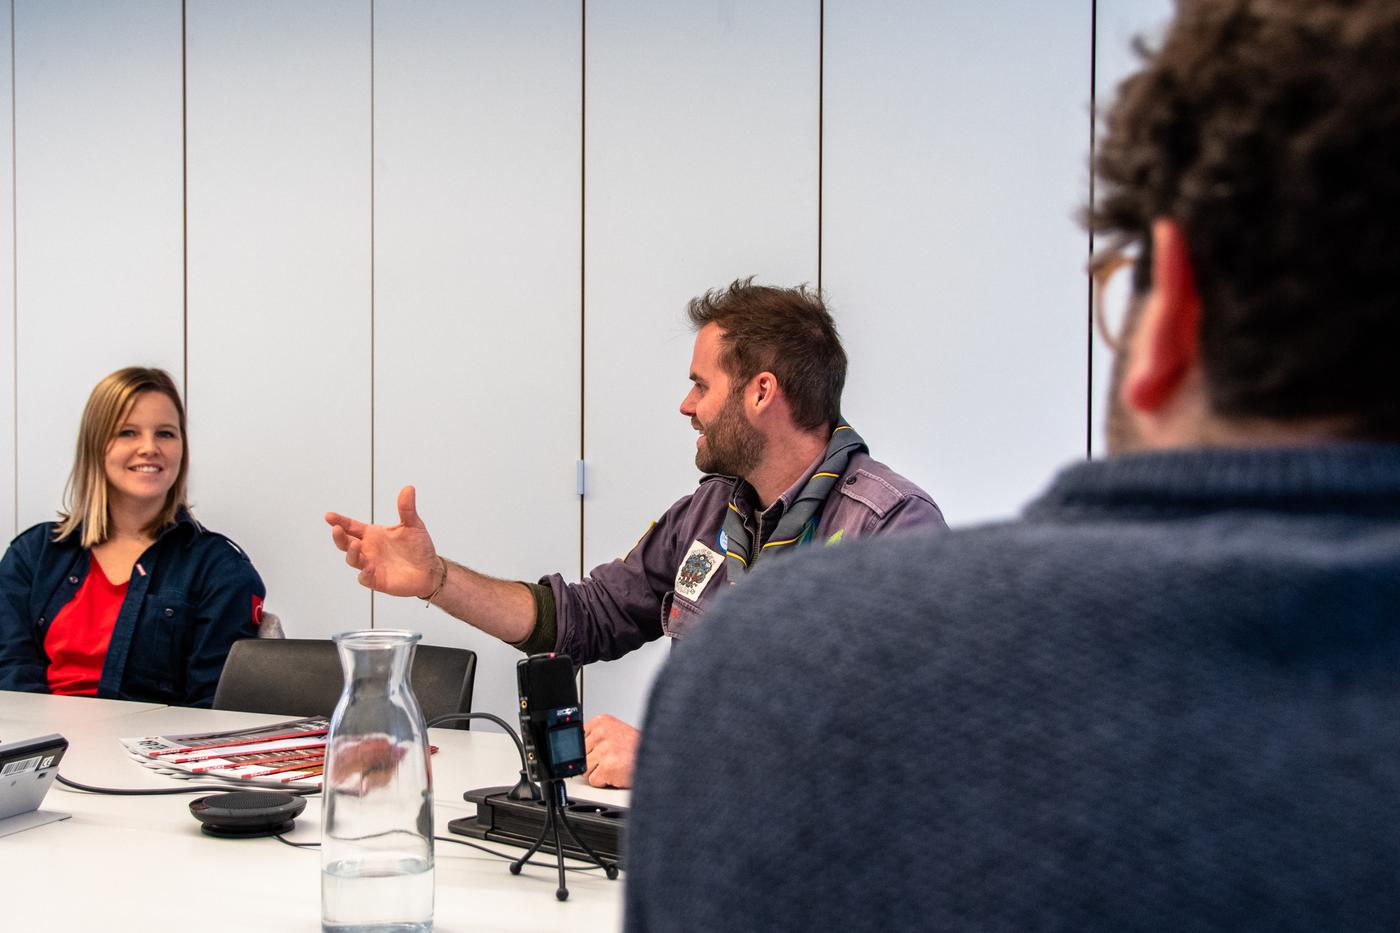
[
  {"xmin": 588, "ymin": 758, "xmax": 623, "ymax": 790},
  {"xmin": 357, "ymin": 568, "xmax": 375, "ymax": 589},
  {"xmin": 345, "ymin": 539, "xmax": 364, "ymax": 569},
  {"xmin": 325, "ymin": 511, "xmax": 369, "ymax": 538},
  {"xmin": 330, "ymin": 524, "xmax": 356, "ymax": 553}
]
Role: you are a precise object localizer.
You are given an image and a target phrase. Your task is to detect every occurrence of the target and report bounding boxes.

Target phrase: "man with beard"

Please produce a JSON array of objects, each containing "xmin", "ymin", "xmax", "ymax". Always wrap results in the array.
[
  {"xmin": 325, "ymin": 278, "xmax": 944, "ymax": 788},
  {"xmin": 623, "ymin": 1, "xmax": 1400, "ymax": 930}
]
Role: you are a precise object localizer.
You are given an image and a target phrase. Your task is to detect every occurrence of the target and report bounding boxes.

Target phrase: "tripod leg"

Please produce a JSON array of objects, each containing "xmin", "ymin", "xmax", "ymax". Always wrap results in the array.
[
  {"xmin": 556, "ymin": 808, "xmax": 621, "ymax": 880},
  {"xmin": 551, "ymin": 801, "xmax": 570, "ymax": 901},
  {"xmin": 509, "ymin": 808, "xmax": 552, "ymax": 876}
]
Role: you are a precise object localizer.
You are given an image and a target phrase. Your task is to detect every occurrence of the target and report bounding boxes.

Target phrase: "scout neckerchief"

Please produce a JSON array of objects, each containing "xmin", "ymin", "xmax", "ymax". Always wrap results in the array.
[{"xmin": 720, "ymin": 422, "xmax": 868, "ymax": 581}]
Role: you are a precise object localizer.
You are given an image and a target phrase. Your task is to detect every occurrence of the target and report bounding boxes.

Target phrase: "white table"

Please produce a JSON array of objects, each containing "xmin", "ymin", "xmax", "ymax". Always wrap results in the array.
[
  {"xmin": 0, "ymin": 692, "xmax": 627, "ymax": 931},
  {"xmin": 0, "ymin": 690, "xmax": 165, "ymax": 728}
]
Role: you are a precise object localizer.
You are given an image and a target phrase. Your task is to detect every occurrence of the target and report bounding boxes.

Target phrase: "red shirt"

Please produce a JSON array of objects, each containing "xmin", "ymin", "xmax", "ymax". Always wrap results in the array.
[{"xmin": 46, "ymin": 555, "xmax": 129, "ymax": 696}]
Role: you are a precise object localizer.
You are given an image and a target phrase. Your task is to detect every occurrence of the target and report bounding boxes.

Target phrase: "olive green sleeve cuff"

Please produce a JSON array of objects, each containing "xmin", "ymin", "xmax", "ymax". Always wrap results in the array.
[{"xmin": 511, "ymin": 581, "xmax": 558, "ymax": 656}]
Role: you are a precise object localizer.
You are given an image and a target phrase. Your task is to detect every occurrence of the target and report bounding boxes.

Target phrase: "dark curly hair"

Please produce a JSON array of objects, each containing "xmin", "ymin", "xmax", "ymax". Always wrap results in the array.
[
  {"xmin": 686, "ymin": 277, "xmax": 847, "ymax": 432},
  {"xmin": 1090, "ymin": 0, "xmax": 1400, "ymax": 437}
]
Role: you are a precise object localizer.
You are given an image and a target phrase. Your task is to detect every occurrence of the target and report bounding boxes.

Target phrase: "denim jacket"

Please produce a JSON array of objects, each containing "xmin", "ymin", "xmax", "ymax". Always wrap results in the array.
[{"xmin": 0, "ymin": 508, "xmax": 265, "ymax": 706}]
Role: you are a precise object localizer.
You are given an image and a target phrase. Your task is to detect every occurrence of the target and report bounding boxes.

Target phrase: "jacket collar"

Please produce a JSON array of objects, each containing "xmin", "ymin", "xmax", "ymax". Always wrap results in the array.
[
  {"xmin": 68, "ymin": 505, "xmax": 204, "ymax": 550},
  {"xmin": 1026, "ymin": 444, "xmax": 1400, "ymax": 521}
]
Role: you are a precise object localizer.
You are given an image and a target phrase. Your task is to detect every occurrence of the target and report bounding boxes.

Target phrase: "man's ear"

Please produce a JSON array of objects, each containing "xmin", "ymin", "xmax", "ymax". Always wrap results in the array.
[
  {"xmin": 749, "ymin": 372, "xmax": 779, "ymax": 415},
  {"xmin": 1121, "ymin": 218, "xmax": 1202, "ymax": 414}
]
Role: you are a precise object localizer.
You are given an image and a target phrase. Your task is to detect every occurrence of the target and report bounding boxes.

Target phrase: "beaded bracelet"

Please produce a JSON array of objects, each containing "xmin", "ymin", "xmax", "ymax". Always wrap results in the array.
[{"xmin": 419, "ymin": 556, "xmax": 449, "ymax": 605}]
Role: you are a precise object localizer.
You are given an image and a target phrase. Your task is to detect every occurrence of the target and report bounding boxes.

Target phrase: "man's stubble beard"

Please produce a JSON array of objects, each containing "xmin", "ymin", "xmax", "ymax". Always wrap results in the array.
[{"xmin": 695, "ymin": 392, "xmax": 766, "ymax": 478}]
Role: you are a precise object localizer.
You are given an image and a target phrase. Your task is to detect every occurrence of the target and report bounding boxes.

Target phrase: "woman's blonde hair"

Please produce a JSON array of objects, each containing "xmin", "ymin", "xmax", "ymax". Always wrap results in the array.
[{"xmin": 54, "ymin": 367, "xmax": 190, "ymax": 547}]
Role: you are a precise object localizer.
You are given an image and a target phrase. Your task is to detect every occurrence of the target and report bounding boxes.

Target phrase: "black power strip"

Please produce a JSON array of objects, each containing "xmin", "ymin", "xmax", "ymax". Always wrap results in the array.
[{"xmin": 447, "ymin": 785, "xmax": 626, "ymax": 864}]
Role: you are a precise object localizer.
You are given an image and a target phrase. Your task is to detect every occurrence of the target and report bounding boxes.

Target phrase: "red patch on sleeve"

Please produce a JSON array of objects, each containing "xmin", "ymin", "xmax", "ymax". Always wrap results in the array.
[{"xmin": 252, "ymin": 594, "xmax": 265, "ymax": 626}]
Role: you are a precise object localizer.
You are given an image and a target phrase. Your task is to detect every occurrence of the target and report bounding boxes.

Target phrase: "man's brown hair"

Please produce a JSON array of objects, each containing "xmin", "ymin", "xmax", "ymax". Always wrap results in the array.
[
  {"xmin": 1090, "ymin": 0, "xmax": 1400, "ymax": 436},
  {"xmin": 686, "ymin": 277, "xmax": 847, "ymax": 432}
]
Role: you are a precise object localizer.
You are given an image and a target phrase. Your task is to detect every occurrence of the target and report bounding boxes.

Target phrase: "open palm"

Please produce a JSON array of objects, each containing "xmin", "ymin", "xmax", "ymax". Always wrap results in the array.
[{"xmin": 326, "ymin": 485, "xmax": 439, "ymax": 598}]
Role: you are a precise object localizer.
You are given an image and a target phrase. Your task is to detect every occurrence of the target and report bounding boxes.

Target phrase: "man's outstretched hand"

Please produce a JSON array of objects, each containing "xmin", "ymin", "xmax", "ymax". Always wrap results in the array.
[
  {"xmin": 326, "ymin": 485, "xmax": 441, "ymax": 599},
  {"xmin": 583, "ymin": 714, "xmax": 640, "ymax": 789}
]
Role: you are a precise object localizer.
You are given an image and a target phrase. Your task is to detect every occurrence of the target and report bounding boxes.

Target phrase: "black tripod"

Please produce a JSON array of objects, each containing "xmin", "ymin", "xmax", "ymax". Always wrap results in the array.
[{"xmin": 508, "ymin": 778, "xmax": 620, "ymax": 900}]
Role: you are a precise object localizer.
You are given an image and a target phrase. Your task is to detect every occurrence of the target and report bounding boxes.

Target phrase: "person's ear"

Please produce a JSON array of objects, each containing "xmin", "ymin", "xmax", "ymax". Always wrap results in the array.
[
  {"xmin": 749, "ymin": 373, "xmax": 778, "ymax": 415},
  {"xmin": 1121, "ymin": 218, "xmax": 1202, "ymax": 414}
]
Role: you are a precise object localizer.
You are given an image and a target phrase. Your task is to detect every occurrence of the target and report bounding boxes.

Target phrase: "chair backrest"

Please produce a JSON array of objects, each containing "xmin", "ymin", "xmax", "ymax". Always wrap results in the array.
[
  {"xmin": 212, "ymin": 638, "xmax": 476, "ymax": 730},
  {"xmin": 257, "ymin": 611, "xmax": 285, "ymax": 639}
]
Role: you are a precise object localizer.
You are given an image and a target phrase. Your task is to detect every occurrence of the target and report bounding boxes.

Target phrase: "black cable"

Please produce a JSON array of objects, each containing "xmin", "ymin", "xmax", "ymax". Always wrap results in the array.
[
  {"xmin": 56, "ymin": 773, "xmax": 318, "ymax": 797},
  {"xmin": 266, "ymin": 831, "xmax": 608, "ymax": 873},
  {"xmin": 426, "ymin": 711, "xmax": 528, "ymax": 769},
  {"xmin": 273, "ymin": 834, "xmax": 319, "ymax": 848},
  {"xmin": 434, "ymin": 834, "xmax": 606, "ymax": 871}
]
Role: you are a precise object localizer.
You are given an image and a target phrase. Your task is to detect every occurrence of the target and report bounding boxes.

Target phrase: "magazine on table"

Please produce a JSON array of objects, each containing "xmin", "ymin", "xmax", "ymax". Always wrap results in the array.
[
  {"xmin": 120, "ymin": 716, "xmax": 331, "ymax": 789},
  {"xmin": 120, "ymin": 716, "xmax": 441, "ymax": 791}
]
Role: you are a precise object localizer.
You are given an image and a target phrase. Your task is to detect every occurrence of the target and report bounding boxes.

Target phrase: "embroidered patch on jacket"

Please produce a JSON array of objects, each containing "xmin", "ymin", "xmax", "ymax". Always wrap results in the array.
[{"xmin": 675, "ymin": 539, "xmax": 724, "ymax": 601}]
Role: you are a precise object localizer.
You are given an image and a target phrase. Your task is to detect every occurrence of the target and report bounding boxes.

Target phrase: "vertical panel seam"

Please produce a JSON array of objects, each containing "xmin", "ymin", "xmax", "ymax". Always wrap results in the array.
[
  {"xmin": 8, "ymin": 0, "xmax": 15, "ymax": 536},
  {"xmin": 817, "ymin": 0, "xmax": 824, "ymax": 292},
  {"xmin": 181, "ymin": 0, "xmax": 188, "ymax": 397},
  {"xmin": 577, "ymin": 0, "xmax": 587, "ymax": 705},
  {"xmin": 1086, "ymin": 0, "xmax": 1098, "ymax": 460},
  {"xmin": 579, "ymin": 0, "xmax": 586, "ymax": 582},
  {"xmin": 369, "ymin": 0, "xmax": 376, "ymax": 628}
]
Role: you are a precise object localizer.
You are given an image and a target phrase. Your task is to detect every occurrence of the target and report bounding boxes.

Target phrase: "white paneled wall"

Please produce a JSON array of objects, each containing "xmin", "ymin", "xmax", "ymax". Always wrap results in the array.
[
  {"xmin": 372, "ymin": 0, "xmax": 582, "ymax": 723},
  {"xmin": 183, "ymin": 1, "xmax": 372, "ymax": 644},
  {"xmin": 13, "ymin": 0, "xmax": 184, "ymax": 530},
  {"xmin": 825, "ymin": 0, "xmax": 1093, "ymax": 526},
  {"xmin": 0, "ymin": 1, "xmax": 1174, "ymax": 723},
  {"xmin": 581, "ymin": 0, "xmax": 820, "ymax": 726},
  {"xmin": 0, "ymin": 3, "xmax": 13, "ymax": 540}
]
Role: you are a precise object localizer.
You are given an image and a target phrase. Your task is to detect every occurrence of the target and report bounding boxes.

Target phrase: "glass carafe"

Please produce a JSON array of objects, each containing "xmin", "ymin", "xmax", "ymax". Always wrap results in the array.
[{"xmin": 321, "ymin": 630, "xmax": 434, "ymax": 933}]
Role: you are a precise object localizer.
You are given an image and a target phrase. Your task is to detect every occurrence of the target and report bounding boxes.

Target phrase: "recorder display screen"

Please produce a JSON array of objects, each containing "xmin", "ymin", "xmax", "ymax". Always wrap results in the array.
[{"xmin": 547, "ymin": 725, "xmax": 585, "ymax": 767}]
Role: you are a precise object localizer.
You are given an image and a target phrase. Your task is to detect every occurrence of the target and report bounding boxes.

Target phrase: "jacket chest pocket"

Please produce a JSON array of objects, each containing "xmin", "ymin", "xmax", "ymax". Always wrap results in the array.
[
  {"xmin": 660, "ymin": 590, "xmax": 706, "ymax": 641},
  {"xmin": 126, "ymin": 596, "xmax": 193, "ymax": 695}
]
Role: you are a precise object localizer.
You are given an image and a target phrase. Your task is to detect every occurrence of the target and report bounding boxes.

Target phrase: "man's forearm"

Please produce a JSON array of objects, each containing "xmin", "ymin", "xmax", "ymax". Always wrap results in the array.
[{"xmin": 426, "ymin": 559, "xmax": 538, "ymax": 644}]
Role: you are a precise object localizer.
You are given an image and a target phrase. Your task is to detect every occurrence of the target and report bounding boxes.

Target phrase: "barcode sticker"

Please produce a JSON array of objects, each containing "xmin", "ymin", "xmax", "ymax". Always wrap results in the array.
[{"xmin": 1, "ymin": 755, "xmax": 41, "ymax": 777}]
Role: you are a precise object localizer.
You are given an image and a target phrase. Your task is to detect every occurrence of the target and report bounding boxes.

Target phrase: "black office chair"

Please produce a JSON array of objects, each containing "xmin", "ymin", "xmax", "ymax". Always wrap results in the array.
[{"xmin": 213, "ymin": 637, "xmax": 477, "ymax": 730}]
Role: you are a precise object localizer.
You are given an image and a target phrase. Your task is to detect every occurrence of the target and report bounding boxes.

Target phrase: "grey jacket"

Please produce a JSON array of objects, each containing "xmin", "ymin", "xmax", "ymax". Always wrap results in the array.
[{"xmin": 541, "ymin": 451, "xmax": 944, "ymax": 666}]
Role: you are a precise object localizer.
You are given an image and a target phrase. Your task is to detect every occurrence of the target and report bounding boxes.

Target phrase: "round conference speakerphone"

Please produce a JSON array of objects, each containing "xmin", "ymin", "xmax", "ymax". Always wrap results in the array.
[{"xmin": 189, "ymin": 790, "xmax": 307, "ymax": 838}]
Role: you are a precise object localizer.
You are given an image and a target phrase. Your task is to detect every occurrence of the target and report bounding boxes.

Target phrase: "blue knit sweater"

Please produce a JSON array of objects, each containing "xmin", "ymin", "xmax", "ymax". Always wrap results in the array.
[{"xmin": 626, "ymin": 446, "xmax": 1400, "ymax": 932}]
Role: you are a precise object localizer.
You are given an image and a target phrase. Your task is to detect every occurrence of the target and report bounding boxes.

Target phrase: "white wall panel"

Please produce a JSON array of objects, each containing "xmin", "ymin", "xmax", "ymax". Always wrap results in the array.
[
  {"xmin": 824, "ymin": 0, "xmax": 1092, "ymax": 526},
  {"xmin": 1089, "ymin": 0, "xmax": 1175, "ymax": 457},
  {"xmin": 184, "ymin": 2, "xmax": 371, "ymax": 640},
  {"xmin": 583, "ymin": 0, "xmax": 820, "ymax": 726},
  {"xmin": 373, "ymin": 1, "xmax": 582, "ymax": 723},
  {"xmin": 13, "ymin": 0, "xmax": 183, "ymax": 530},
  {"xmin": 0, "ymin": 2, "xmax": 14, "ymax": 538}
]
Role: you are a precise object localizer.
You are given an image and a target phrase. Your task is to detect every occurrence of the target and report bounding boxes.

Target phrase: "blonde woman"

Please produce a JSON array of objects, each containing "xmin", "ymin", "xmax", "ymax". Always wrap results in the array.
[{"xmin": 0, "ymin": 367, "xmax": 265, "ymax": 706}]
